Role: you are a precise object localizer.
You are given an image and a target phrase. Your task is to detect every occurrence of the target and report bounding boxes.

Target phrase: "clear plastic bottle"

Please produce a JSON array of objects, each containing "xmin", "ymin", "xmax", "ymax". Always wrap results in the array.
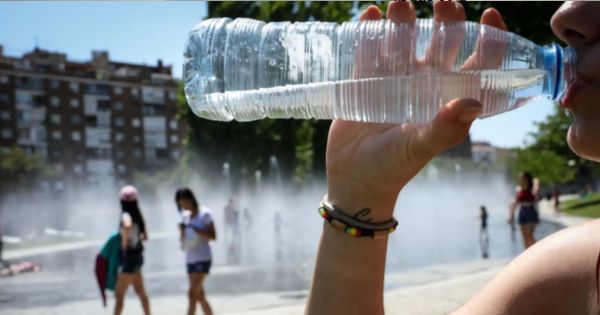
[{"xmin": 183, "ymin": 18, "xmax": 575, "ymax": 123}]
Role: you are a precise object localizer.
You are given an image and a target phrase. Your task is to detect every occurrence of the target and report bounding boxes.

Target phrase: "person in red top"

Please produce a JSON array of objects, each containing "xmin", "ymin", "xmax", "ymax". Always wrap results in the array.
[{"xmin": 509, "ymin": 172, "xmax": 540, "ymax": 249}]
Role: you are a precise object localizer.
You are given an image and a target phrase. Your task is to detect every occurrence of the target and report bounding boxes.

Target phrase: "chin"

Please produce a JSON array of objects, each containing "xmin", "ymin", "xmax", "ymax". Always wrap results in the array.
[{"xmin": 567, "ymin": 116, "xmax": 600, "ymax": 162}]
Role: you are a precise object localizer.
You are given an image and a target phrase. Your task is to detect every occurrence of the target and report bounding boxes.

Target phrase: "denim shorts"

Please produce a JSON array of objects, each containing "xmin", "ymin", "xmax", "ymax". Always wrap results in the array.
[
  {"xmin": 121, "ymin": 248, "xmax": 144, "ymax": 274},
  {"xmin": 518, "ymin": 206, "xmax": 539, "ymax": 225},
  {"xmin": 187, "ymin": 260, "xmax": 211, "ymax": 274}
]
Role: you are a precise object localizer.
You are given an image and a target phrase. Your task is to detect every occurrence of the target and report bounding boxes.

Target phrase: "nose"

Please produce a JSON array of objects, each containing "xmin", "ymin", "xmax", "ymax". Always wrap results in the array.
[{"xmin": 550, "ymin": 2, "xmax": 600, "ymax": 47}]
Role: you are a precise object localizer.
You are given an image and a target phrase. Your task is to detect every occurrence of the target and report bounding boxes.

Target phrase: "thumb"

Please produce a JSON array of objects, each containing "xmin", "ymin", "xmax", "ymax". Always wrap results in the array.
[{"xmin": 418, "ymin": 98, "xmax": 482, "ymax": 156}]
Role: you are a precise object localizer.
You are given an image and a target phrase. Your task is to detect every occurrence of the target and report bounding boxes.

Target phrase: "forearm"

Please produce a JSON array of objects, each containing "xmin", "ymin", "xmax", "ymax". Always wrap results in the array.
[
  {"xmin": 306, "ymin": 182, "xmax": 396, "ymax": 315},
  {"xmin": 121, "ymin": 229, "xmax": 129, "ymax": 249},
  {"xmin": 306, "ymin": 223, "xmax": 388, "ymax": 315},
  {"xmin": 193, "ymin": 228, "xmax": 215, "ymax": 240}
]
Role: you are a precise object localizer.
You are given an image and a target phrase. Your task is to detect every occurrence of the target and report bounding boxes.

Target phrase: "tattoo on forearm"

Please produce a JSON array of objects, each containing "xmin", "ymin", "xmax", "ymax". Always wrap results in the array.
[{"xmin": 353, "ymin": 208, "xmax": 373, "ymax": 223}]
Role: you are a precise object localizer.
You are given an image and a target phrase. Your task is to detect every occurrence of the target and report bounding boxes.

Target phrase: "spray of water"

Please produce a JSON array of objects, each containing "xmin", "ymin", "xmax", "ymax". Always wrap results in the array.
[{"xmin": 0, "ymin": 155, "xmax": 529, "ymax": 296}]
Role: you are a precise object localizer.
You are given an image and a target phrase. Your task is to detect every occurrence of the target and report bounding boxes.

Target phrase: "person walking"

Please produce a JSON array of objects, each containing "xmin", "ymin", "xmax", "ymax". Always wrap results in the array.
[
  {"xmin": 113, "ymin": 185, "xmax": 151, "ymax": 315},
  {"xmin": 509, "ymin": 172, "xmax": 540, "ymax": 249},
  {"xmin": 176, "ymin": 188, "xmax": 216, "ymax": 315}
]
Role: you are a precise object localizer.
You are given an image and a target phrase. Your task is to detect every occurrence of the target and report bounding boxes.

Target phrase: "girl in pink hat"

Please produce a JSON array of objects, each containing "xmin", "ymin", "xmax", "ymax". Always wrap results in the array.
[{"xmin": 114, "ymin": 185, "xmax": 151, "ymax": 315}]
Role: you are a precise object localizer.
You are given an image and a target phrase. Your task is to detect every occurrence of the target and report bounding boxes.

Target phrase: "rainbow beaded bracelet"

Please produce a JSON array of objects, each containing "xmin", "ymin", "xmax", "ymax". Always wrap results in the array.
[{"xmin": 318, "ymin": 205, "xmax": 398, "ymax": 239}]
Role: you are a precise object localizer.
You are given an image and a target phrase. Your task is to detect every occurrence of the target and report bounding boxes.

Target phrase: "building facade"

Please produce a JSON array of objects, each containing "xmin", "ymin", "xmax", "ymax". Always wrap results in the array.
[{"xmin": 0, "ymin": 45, "xmax": 185, "ymax": 187}]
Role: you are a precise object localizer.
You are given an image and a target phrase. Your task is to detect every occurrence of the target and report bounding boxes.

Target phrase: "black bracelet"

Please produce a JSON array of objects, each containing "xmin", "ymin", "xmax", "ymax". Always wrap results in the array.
[{"xmin": 319, "ymin": 198, "xmax": 398, "ymax": 239}]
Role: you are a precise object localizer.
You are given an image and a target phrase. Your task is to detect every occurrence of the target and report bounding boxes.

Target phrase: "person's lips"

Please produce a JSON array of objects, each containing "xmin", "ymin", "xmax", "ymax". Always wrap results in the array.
[{"xmin": 560, "ymin": 75, "xmax": 593, "ymax": 109}]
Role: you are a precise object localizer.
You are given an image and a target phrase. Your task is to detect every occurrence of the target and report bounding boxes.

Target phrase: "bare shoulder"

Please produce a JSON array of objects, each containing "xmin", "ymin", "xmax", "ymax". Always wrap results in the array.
[{"xmin": 454, "ymin": 219, "xmax": 600, "ymax": 315}]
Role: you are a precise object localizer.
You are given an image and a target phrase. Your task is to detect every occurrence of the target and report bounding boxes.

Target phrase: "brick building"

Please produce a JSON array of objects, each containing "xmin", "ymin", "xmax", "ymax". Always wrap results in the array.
[{"xmin": 0, "ymin": 45, "xmax": 185, "ymax": 187}]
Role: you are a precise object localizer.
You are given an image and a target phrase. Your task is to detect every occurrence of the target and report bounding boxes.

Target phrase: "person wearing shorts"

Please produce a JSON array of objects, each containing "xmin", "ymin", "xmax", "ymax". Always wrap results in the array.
[
  {"xmin": 176, "ymin": 188, "xmax": 216, "ymax": 315},
  {"xmin": 114, "ymin": 185, "xmax": 150, "ymax": 315},
  {"xmin": 509, "ymin": 172, "xmax": 540, "ymax": 250}
]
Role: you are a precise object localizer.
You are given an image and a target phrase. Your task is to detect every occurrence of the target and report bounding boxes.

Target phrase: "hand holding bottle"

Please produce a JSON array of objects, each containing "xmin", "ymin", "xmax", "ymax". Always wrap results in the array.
[{"xmin": 325, "ymin": 2, "xmax": 509, "ymax": 220}]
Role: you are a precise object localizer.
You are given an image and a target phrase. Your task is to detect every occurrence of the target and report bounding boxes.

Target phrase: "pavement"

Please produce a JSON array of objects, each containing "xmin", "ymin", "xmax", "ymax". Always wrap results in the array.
[
  {"xmin": 0, "ymin": 259, "xmax": 508, "ymax": 315},
  {"xmin": 0, "ymin": 196, "xmax": 592, "ymax": 315}
]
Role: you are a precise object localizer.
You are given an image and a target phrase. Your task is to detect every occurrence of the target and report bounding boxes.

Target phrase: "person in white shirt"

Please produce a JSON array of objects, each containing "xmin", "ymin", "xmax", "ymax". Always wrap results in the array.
[{"xmin": 175, "ymin": 188, "xmax": 216, "ymax": 315}]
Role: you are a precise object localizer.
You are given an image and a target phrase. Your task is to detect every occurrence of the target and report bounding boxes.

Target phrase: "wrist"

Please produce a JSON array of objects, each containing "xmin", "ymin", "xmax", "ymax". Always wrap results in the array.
[{"xmin": 327, "ymin": 175, "xmax": 399, "ymax": 222}]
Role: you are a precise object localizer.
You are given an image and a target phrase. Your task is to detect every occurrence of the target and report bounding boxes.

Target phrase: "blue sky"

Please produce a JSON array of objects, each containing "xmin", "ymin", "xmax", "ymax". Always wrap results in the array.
[{"xmin": 0, "ymin": 1, "xmax": 556, "ymax": 148}]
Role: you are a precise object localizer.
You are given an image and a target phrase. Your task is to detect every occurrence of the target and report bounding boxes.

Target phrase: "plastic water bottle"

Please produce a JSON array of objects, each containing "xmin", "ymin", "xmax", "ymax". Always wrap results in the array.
[{"xmin": 183, "ymin": 18, "xmax": 575, "ymax": 123}]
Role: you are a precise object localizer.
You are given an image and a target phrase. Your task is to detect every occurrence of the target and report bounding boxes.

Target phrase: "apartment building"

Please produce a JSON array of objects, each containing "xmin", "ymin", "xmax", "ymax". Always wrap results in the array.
[{"xmin": 0, "ymin": 45, "xmax": 185, "ymax": 187}]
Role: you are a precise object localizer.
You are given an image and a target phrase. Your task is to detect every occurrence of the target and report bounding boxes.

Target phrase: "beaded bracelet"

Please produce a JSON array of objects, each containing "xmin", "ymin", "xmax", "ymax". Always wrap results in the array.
[{"xmin": 318, "ymin": 202, "xmax": 398, "ymax": 239}]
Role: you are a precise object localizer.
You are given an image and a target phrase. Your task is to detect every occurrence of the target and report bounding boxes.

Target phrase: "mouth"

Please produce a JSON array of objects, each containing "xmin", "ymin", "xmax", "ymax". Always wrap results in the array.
[{"xmin": 560, "ymin": 75, "xmax": 593, "ymax": 109}]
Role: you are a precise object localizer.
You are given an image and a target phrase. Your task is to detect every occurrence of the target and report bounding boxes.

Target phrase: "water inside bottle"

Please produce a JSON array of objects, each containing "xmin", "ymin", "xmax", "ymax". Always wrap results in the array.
[{"xmin": 188, "ymin": 69, "xmax": 547, "ymax": 123}]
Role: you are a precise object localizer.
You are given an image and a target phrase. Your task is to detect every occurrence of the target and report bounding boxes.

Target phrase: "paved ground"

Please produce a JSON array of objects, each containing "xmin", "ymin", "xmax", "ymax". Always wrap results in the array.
[
  {"xmin": 0, "ymin": 259, "xmax": 508, "ymax": 315},
  {"xmin": 0, "ymin": 196, "xmax": 590, "ymax": 315}
]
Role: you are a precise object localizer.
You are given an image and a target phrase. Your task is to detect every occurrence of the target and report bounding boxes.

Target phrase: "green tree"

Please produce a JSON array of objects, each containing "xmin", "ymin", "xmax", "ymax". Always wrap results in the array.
[
  {"xmin": 511, "ymin": 107, "xmax": 599, "ymax": 186},
  {"xmin": 511, "ymin": 149, "xmax": 576, "ymax": 185},
  {"xmin": 0, "ymin": 147, "xmax": 54, "ymax": 196}
]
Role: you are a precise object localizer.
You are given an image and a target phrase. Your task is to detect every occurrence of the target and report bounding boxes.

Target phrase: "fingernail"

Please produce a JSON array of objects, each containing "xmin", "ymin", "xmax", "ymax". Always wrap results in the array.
[{"xmin": 457, "ymin": 108, "xmax": 481, "ymax": 123}]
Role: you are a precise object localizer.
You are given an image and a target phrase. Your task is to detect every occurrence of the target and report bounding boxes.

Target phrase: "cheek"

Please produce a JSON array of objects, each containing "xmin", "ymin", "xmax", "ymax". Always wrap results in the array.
[{"xmin": 567, "ymin": 116, "xmax": 600, "ymax": 162}]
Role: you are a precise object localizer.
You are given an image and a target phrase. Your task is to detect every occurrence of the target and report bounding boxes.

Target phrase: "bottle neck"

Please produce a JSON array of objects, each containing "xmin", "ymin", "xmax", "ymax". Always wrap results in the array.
[{"xmin": 543, "ymin": 44, "xmax": 576, "ymax": 100}]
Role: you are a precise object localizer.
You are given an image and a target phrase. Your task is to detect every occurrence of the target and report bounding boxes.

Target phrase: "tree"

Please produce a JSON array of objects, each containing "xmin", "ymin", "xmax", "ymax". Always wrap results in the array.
[
  {"xmin": 512, "ymin": 149, "xmax": 576, "ymax": 185},
  {"xmin": 0, "ymin": 147, "xmax": 54, "ymax": 196},
  {"xmin": 511, "ymin": 107, "xmax": 599, "ymax": 186}
]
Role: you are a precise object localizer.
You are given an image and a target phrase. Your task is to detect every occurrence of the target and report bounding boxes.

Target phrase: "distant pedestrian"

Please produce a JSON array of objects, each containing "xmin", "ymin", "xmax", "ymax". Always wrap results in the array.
[
  {"xmin": 224, "ymin": 197, "xmax": 240, "ymax": 264},
  {"xmin": 0, "ymin": 229, "xmax": 4, "ymax": 267},
  {"xmin": 509, "ymin": 173, "xmax": 540, "ymax": 250},
  {"xmin": 274, "ymin": 211, "xmax": 283, "ymax": 262},
  {"xmin": 479, "ymin": 206, "xmax": 489, "ymax": 259},
  {"xmin": 176, "ymin": 188, "xmax": 215, "ymax": 315},
  {"xmin": 114, "ymin": 185, "xmax": 151, "ymax": 315},
  {"xmin": 552, "ymin": 186, "xmax": 561, "ymax": 215}
]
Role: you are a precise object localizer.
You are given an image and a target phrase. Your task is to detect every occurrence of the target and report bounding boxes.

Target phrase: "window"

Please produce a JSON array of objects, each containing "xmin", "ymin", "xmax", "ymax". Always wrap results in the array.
[
  {"xmin": 52, "ymin": 130, "xmax": 62, "ymax": 140},
  {"xmin": 171, "ymin": 149, "xmax": 181, "ymax": 160},
  {"xmin": 115, "ymin": 132, "xmax": 124, "ymax": 142},
  {"xmin": 132, "ymin": 118, "xmax": 141, "ymax": 128},
  {"xmin": 51, "ymin": 114, "xmax": 61, "ymax": 124},
  {"xmin": 131, "ymin": 88, "xmax": 139, "ymax": 97},
  {"xmin": 169, "ymin": 91, "xmax": 177, "ymax": 101},
  {"xmin": 70, "ymin": 99, "xmax": 80, "ymax": 108},
  {"xmin": 133, "ymin": 135, "xmax": 141, "ymax": 143},
  {"xmin": 69, "ymin": 82, "xmax": 79, "ymax": 93},
  {"xmin": 1, "ymin": 128, "xmax": 12, "ymax": 139},
  {"xmin": 18, "ymin": 128, "xmax": 30, "ymax": 141},
  {"xmin": 35, "ymin": 128, "xmax": 47, "ymax": 142},
  {"xmin": 17, "ymin": 110, "xmax": 31, "ymax": 123},
  {"xmin": 0, "ymin": 111, "xmax": 10, "ymax": 121},
  {"xmin": 133, "ymin": 149, "xmax": 142, "ymax": 158},
  {"xmin": 169, "ymin": 120, "xmax": 178, "ymax": 130},
  {"xmin": 70, "ymin": 114, "xmax": 81, "ymax": 125},
  {"xmin": 114, "ymin": 87, "xmax": 123, "ymax": 95},
  {"xmin": 142, "ymin": 105, "xmax": 154, "ymax": 115},
  {"xmin": 71, "ymin": 131, "xmax": 81, "ymax": 141},
  {"xmin": 51, "ymin": 96, "xmax": 60, "ymax": 107},
  {"xmin": 97, "ymin": 100, "xmax": 111, "ymax": 111},
  {"xmin": 113, "ymin": 102, "xmax": 124, "ymax": 111},
  {"xmin": 114, "ymin": 117, "xmax": 124, "ymax": 127},
  {"xmin": 156, "ymin": 148, "xmax": 168, "ymax": 159},
  {"xmin": 170, "ymin": 135, "xmax": 178, "ymax": 143},
  {"xmin": 0, "ymin": 75, "xmax": 9, "ymax": 84},
  {"xmin": 117, "ymin": 164, "xmax": 127, "ymax": 174},
  {"xmin": 50, "ymin": 80, "xmax": 60, "ymax": 89},
  {"xmin": 85, "ymin": 115, "xmax": 97, "ymax": 127},
  {"xmin": 142, "ymin": 86, "xmax": 164, "ymax": 103},
  {"xmin": 116, "ymin": 150, "xmax": 125, "ymax": 158}
]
